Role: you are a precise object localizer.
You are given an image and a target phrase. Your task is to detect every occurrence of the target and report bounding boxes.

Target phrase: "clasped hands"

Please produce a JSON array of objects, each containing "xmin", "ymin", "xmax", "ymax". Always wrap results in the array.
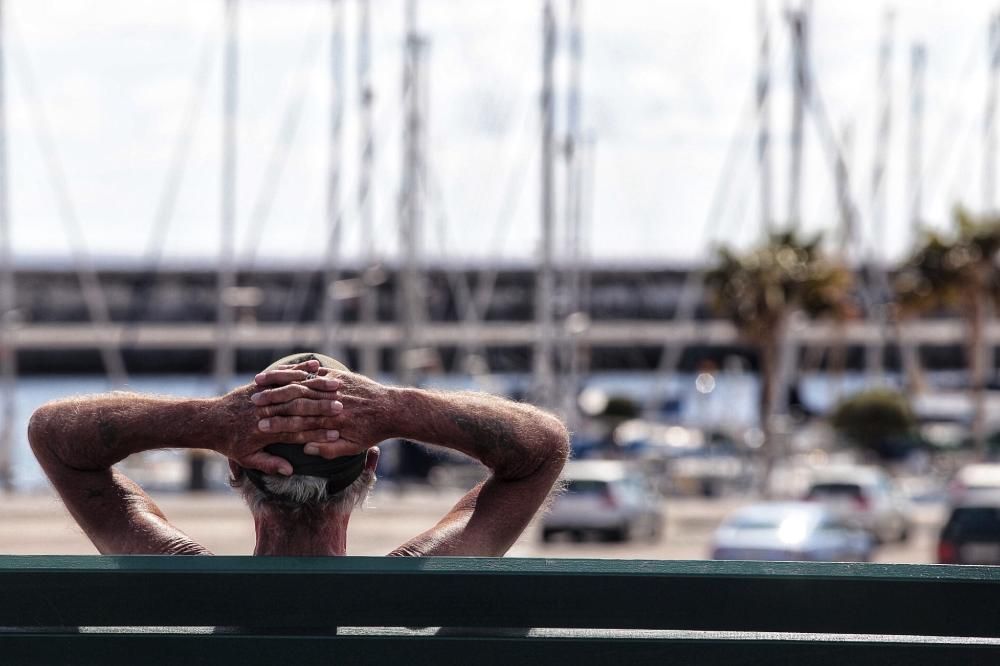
[{"xmin": 220, "ymin": 359, "xmax": 390, "ymax": 476}]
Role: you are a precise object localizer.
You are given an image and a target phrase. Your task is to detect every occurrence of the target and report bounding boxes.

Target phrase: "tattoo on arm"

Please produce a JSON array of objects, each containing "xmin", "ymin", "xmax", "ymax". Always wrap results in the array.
[
  {"xmin": 97, "ymin": 415, "xmax": 121, "ymax": 451},
  {"xmin": 393, "ymin": 388, "xmax": 568, "ymax": 481},
  {"xmin": 451, "ymin": 410, "xmax": 518, "ymax": 451},
  {"xmin": 442, "ymin": 399, "xmax": 545, "ymax": 478}
]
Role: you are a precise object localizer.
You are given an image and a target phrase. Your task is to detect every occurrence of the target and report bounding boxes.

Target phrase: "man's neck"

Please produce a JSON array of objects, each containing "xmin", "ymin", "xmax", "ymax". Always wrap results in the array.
[{"xmin": 253, "ymin": 507, "xmax": 350, "ymax": 556}]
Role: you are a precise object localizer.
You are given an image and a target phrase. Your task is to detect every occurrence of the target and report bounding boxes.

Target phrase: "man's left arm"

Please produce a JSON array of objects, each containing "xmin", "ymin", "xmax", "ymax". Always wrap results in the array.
[{"xmin": 28, "ymin": 365, "xmax": 342, "ymax": 554}]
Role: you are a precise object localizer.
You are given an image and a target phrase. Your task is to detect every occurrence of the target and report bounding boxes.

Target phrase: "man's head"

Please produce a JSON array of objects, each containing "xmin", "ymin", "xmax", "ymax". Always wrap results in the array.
[{"xmin": 229, "ymin": 352, "xmax": 378, "ymax": 518}]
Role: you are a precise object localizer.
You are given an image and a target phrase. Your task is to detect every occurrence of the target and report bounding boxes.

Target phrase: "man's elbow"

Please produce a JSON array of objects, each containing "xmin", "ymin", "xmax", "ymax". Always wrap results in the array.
[
  {"xmin": 27, "ymin": 402, "xmax": 65, "ymax": 463},
  {"xmin": 536, "ymin": 411, "xmax": 570, "ymax": 473},
  {"xmin": 548, "ymin": 417, "xmax": 571, "ymax": 463}
]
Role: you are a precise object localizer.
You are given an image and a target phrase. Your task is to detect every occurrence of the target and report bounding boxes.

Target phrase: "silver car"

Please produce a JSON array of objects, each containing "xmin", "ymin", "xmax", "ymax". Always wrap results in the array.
[
  {"xmin": 542, "ymin": 461, "xmax": 664, "ymax": 542},
  {"xmin": 711, "ymin": 502, "xmax": 875, "ymax": 562},
  {"xmin": 804, "ymin": 465, "xmax": 911, "ymax": 543}
]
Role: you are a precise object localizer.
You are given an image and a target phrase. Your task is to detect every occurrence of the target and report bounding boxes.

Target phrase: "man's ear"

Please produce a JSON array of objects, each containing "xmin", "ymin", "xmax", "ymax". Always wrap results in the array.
[{"xmin": 364, "ymin": 447, "xmax": 380, "ymax": 473}]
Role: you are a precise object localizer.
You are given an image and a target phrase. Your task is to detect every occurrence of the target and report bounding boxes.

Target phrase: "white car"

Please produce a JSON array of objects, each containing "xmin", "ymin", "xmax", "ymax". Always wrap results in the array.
[
  {"xmin": 948, "ymin": 463, "xmax": 1000, "ymax": 504},
  {"xmin": 542, "ymin": 460, "xmax": 664, "ymax": 542},
  {"xmin": 711, "ymin": 502, "xmax": 875, "ymax": 562},
  {"xmin": 804, "ymin": 465, "xmax": 911, "ymax": 543}
]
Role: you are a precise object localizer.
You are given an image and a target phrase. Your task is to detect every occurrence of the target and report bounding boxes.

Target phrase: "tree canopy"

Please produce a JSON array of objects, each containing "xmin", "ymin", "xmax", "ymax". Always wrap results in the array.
[
  {"xmin": 894, "ymin": 207, "xmax": 1000, "ymax": 316},
  {"xmin": 705, "ymin": 231, "xmax": 854, "ymax": 342},
  {"xmin": 830, "ymin": 388, "xmax": 918, "ymax": 460}
]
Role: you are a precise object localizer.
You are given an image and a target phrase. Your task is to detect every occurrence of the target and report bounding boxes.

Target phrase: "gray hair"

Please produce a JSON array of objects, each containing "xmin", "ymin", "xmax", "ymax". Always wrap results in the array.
[{"xmin": 233, "ymin": 467, "xmax": 376, "ymax": 515}]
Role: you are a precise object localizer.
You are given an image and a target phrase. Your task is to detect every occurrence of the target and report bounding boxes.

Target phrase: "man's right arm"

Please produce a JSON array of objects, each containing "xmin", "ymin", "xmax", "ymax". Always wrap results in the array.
[
  {"xmin": 254, "ymin": 371, "xmax": 570, "ymax": 556},
  {"xmin": 384, "ymin": 387, "xmax": 570, "ymax": 556}
]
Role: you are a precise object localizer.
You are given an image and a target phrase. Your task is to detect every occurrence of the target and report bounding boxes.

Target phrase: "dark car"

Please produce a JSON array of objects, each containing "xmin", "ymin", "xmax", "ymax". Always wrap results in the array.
[{"xmin": 938, "ymin": 496, "xmax": 1000, "ymax": 565}]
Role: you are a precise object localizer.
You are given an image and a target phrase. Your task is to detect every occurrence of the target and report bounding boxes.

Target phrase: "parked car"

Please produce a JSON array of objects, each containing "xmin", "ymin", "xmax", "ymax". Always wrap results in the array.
[
  {"xmin": 803, "ymin": 465, "xmax": 911, "ymax": 543},
  {"xmin": 542, "ymin": 460, "xmax": 664, "ymax": 542},
  {"xmin": 711, "ymin": 502, "xmax": 875, "ymax": 562},
  {"xmin": 947, "ymin": 463, "xmax": 1000, "ymax": 504},
  {"xmin": 938, "ymin": 494, "xmax": 1000, "ymax": 565}
]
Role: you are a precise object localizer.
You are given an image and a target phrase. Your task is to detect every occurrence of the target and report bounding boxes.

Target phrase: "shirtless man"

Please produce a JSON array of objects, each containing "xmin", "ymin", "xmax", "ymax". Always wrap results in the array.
[{"xmin": 27, "ymin": 353, "xmax": 569, "ymax": 557}]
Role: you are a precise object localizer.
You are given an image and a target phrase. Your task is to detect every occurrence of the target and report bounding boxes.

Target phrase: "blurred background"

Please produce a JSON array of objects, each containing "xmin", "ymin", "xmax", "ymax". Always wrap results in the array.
[{"xmin": 5, "ymin": 0, "xmax": 1000, "ymax": 564}]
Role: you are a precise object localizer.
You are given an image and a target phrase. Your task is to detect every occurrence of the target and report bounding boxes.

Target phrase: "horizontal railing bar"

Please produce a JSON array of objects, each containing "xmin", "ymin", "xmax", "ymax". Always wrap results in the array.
[
  {"xmin": 2, "ymin": 557, "xmax": 999, "ymax": 637},
  {"xmin": 1, "ymin": 633, "xmax": 998, "ymax": 666},
  {"xmin": 6, "ymin": 319, "xmax": 990, "ymax": 350}
]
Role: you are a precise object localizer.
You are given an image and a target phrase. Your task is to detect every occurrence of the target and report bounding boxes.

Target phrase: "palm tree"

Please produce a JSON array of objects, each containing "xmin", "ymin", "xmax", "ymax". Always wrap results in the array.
[
  {"xmin": 894, "ymin": 208, "xmax": 1000, "ymax": 459},
  {"xmin": 706, "ymin": 231, "xmax": 854, "ymax": 490}
]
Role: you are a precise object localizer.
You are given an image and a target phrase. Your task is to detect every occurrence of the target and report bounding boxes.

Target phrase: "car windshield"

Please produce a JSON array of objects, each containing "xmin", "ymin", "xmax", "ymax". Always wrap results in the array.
[
  {"xmin": 725, "ymin": 515, "xmax": 785, "ymax": 530},
  {"xmin": 565, "ymin": 480, "xmax": 609, "ymax": 495},
  {"xmin": 807, "ymin": 483, "xmax": 863, "ymax": 499},
  {"xmin": 948, "ymin": 507, "xmax": 1000, "ymax": 533}
]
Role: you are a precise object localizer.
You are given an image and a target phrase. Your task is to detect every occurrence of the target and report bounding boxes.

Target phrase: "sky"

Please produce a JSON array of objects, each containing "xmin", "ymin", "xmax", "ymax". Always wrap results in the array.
[{"xmin": 3, "ymin": 0, "xmax": 999, "ymax": 268}]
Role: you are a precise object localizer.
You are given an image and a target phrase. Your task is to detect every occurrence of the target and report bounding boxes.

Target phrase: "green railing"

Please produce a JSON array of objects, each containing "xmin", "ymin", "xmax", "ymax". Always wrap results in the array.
[{"xmin": 2, "ymin": 556, "xmax": 999, "ymax": 664}]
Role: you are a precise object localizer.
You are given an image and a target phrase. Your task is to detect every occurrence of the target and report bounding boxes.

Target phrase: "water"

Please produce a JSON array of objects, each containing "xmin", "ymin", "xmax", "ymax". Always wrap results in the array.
[
  {"xmin": 1, "ymin": 370, "xmax": 903, "ymax": 490},
  {"xmin": 6, "ymin": 375, "xmax": 225, "ymax": 489}
]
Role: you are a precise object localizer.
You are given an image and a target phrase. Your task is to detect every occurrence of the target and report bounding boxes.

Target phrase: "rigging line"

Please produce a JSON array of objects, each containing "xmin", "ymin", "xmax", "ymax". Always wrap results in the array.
[
  {"xmin": 119, "ymin": 20, "xmax": 220, "ymax": 345},
  {"xmin": 936, "ymin": 24, "xmax": 993, "ymax": 212},
  {"xmin": 0, "ymin": 0, "xmax": 14, "ymax": 492},
  {"xmin": 648, "ymin": 131, "xmax": 758, "ymax": 407},
  {"xmin": 942, "ymin": 107, "xmax": 985, "ymax": 210},
  {"xmin": 274, "ymin": 71, "xmax": 535, "ymax": 348},
  {"xmin": 240, "ymin": 14, "xmax": 326, "ymax": 266},
  {"xmin": 422, "ymin": 61, "xmax": 537, "ymax": 257},
  {"xmin": 647, "ymin": 16, "xmax": 789, "ymax": 395},
  {"xmin": 805, "ymin": 61, "xmax": 886, "ymax": 338},
  {"xmin": 142, "ymin": 24, "xmax": 219, "ymax": 266},
  {"xmin": 282, "ymin": 31, "xmax": 535, "ymax": 340},
  {"xmin": 645, "ymin": 83, "xmax": 762, "ymax": 411},
  {"xmin": 268, "ymin": 97, "xmax": 405, "ymax": 353},
  {"xmin": 842, "ymin": 17, "xmax": 982, "ymax": 255},
  {"xmin": 426, "ymin": 183, "xmax": 476, "ymax": 331},
  {"xmin": 320, "ymin": 0, "xmax": 347, "ymax": 358},
  {"xmin": 274, "ymin": 9, "xmax": 546, "ymax": 355},
  {"xmin": 468, "ymin": 105, "xmax": 539, "ymax": 321},
  {"xmin": 468, "ymin": 142, "xmax": 538, "ymax": 328},
  {"xmin": 7, "ymin": 16, "xmax": 128, "ymax": 385},
  {"xmin": 416, "ymin": 55, "xmax": 535, "ymax": 248},
  {"xmin": 803, "ymin": 22, "xmax": 979, "ymax": 279},
  {"xmin": 818, "ymin": 25, "xmax": 894, "ymax": 245},
  {"xmin": 916, "ymin": 27, "xmax": 983, "ymax": 226},
  {"xmin": 422, "ymin": 166, "xmax": 482, "ymax": 355},
  {"xmin": 727, "ymin": 126, "xmax": 767, "ymax": 243},
  {"xmin": 413, "ymin": 83, "xmax": 537, "ymax": 335},
  {"xmin": 423, "ymin": 171, "xmax": 509, "ymax": 389}
]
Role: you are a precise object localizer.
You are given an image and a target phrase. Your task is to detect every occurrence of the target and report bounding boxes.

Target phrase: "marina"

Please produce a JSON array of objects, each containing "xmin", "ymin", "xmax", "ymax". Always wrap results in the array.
[{"xmin": 0, "ymin": 0, "xmax": 999, "ymax": 566}]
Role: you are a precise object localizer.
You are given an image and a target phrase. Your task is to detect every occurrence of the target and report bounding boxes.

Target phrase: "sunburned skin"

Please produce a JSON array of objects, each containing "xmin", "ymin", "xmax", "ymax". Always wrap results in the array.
[{"xmin": 28, "ymin": 358, "xmax": 570, "ymax": 558}]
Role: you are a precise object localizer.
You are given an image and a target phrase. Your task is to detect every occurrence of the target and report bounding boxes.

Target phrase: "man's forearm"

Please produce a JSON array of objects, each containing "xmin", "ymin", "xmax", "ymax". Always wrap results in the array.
[
  {"xmin": 28, "ymin": 393, "xmax": 222, "ymax": 472},
  {"xmin": 388, "ymin": 388, "xmax": 569, "ymax": 479}
]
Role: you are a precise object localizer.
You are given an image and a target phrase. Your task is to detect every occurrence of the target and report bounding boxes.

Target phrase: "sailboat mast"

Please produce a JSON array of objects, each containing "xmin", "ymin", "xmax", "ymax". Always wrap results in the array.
[
  {"xmin": 908, "ymin": 44, "xmax": 926, "ymax": 235},
  {"xmin": 533, "ymin": 0, "xmax": 556, "ymax": 409},
  {"xmin": 562, "ymin": 0, "xmax": 583, "ymax": 427},
  {"xmin": 0, "ymin": 0, "xmax": 14, "ymax": 492},
  {"xmin": 786, "ymin": 5, "xmax": 809, "ymax": 227},
  {"xmin": 321, "ymin": 0, "xmax": 345, "ymax": 357},
  {"xmin": 215, "ymin": 0, "xmax": 238, "ymax": 395},
  {"xmin": 757, "ymin": 0, "xmax": 772, "ymax": 236},
  {"xmin": 357, "ymin": 0, "xmax": 379, "ymax": 376},
  {"xmin": 866, "ymin": 10, "xmax": 894, "ymax": 383},
  {"xmin": 397, "ymin": 0, "xmax": 427, "ymax": 385},
  {"xmin": 871, "ymin": 10, "xmax": 894, "ymax": 261},
  {"xmin": 985, "ymin": 13, "xmax": 1000, "ymax": 211}
]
